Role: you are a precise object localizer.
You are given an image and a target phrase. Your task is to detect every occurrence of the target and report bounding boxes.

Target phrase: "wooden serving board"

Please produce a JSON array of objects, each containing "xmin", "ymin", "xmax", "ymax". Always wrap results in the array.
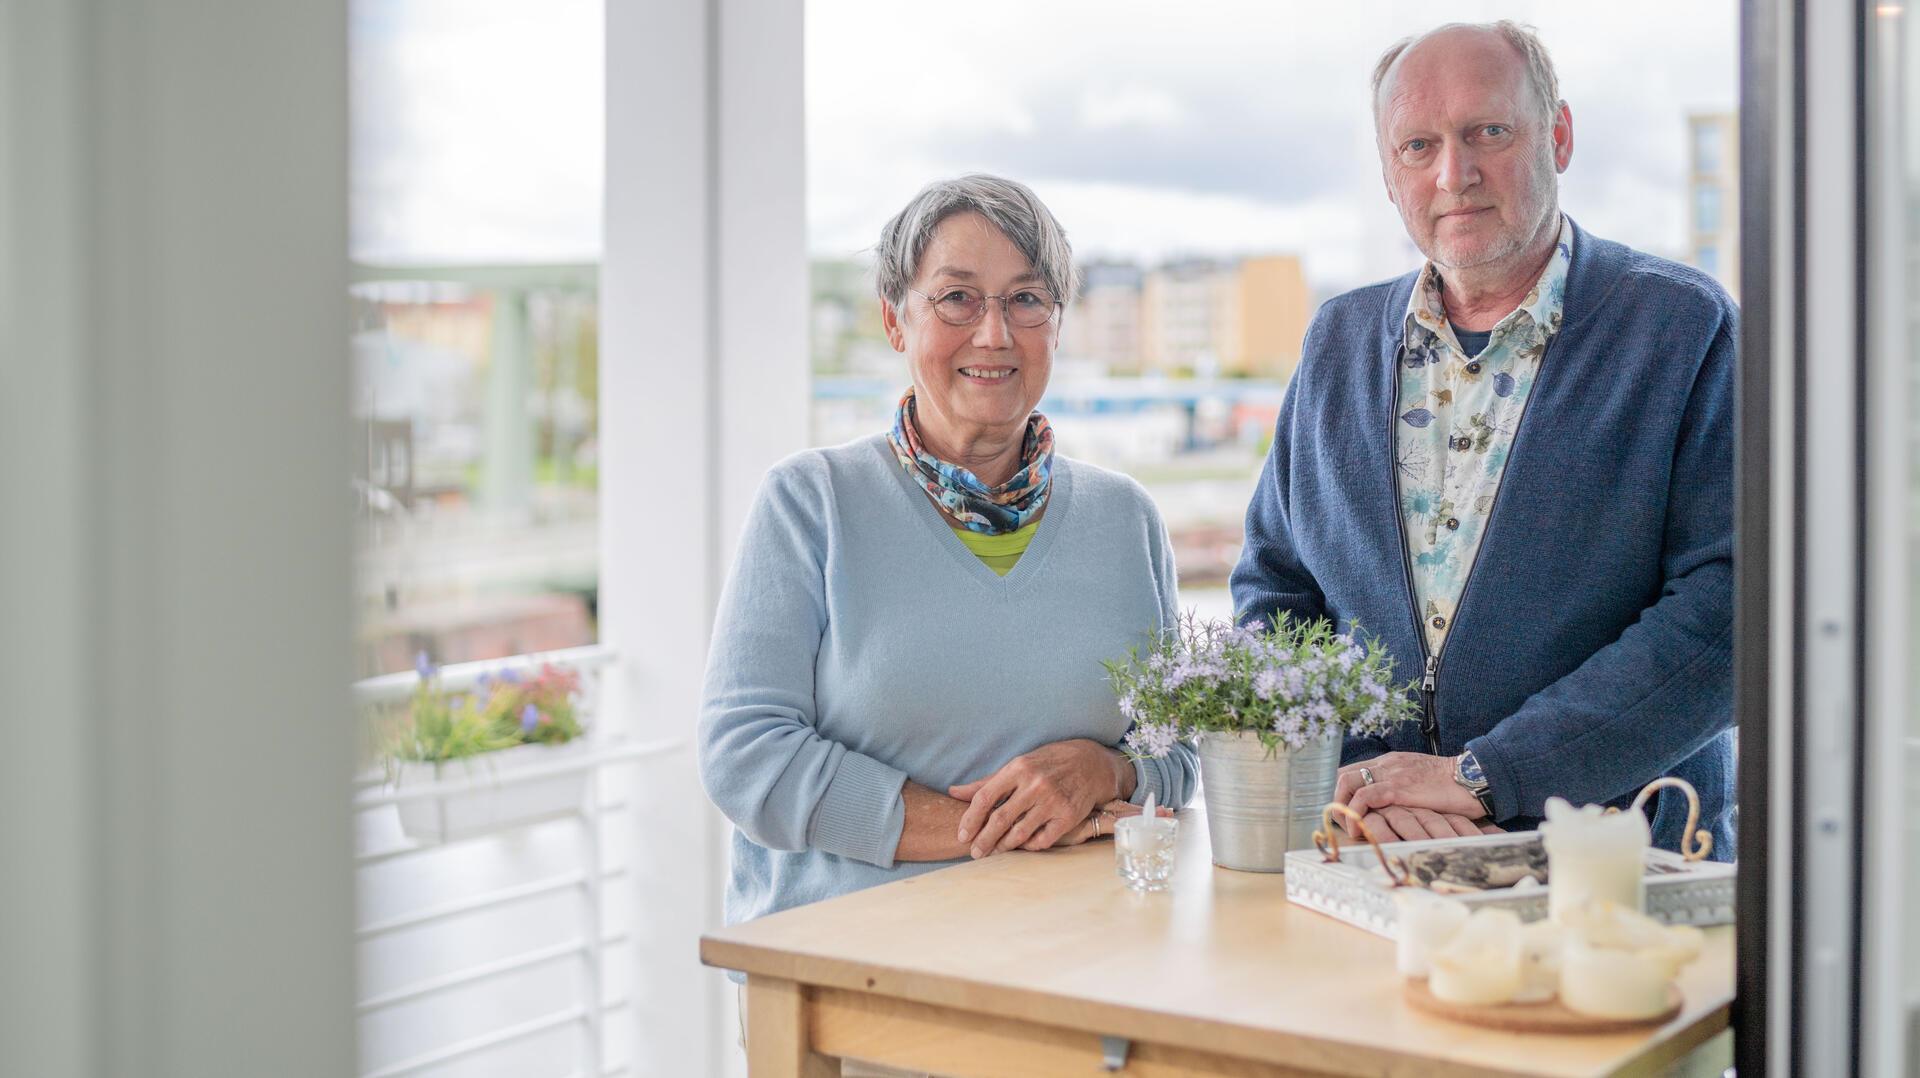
[{"xmin": 1403, "ymin": 979, "xmax": 1682, "ymax": 1034}]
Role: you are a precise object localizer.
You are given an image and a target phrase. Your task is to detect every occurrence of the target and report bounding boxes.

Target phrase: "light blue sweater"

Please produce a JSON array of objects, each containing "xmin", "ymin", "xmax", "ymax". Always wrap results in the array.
[{"xmin": 698, "ymin": 433, "xmax": 1200, "ymax": 936}]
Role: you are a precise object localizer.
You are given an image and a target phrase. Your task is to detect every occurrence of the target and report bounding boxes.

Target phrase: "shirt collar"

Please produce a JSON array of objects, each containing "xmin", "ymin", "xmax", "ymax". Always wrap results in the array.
[{"xmin": 1402, "ymin": 214, "xmax": 1573, "ymax": 355}]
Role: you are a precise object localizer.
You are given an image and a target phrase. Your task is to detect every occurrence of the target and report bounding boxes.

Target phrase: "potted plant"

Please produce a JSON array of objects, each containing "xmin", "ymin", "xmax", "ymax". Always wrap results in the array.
[
  {"xmin": 1109, "ymin": 615, "xmax": 1418, "ymax": 872},
  {"xmin": 372, "ymin": 654, "xmax": 592, "ymax": 842}
]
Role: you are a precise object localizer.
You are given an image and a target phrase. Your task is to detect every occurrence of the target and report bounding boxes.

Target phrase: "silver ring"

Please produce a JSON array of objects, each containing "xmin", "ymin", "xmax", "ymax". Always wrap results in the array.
[{"xmin": 1359, "ymin": 767, "xmax": 1377, "ymax": 786}]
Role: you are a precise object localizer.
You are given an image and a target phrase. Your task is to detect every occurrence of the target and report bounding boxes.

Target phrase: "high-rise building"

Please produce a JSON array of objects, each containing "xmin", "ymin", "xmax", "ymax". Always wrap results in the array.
[
  {"xmin": 1232, "ymin": 254, "xmax": 1310, "ymax": 381},
  {"xmin": 1061, "ymin": 260, "xmax": 1146, "ymax": 372},
  {"xmin": 1141, "ymin": 258, "xmax": 1233, "ymax": 376},
  {"xmin": 1687, "ymin": 112, "xmax": 1740, "ymax": 299},
  {"xmin": 1139, "ymin": 255, "xmax": 1311, "ymax": 379}
]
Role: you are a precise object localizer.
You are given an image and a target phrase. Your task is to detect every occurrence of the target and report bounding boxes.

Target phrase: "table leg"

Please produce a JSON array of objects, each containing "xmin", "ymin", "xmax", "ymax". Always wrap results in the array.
[{"xmin": 746, "ymin": 975, "xmax": 838, "ymax": 1078}]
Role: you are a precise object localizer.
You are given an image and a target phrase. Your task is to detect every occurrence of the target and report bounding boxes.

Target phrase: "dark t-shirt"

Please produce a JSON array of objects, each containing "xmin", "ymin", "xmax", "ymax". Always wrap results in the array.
[{"xmin": 1450, "ymin": 324, "xmax": 1493, "ymax": 358}]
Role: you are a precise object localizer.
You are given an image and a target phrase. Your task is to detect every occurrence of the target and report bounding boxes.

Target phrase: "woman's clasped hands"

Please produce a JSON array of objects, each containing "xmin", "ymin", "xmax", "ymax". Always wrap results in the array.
[{"xmin": 948, "ymin": 738, "xmax": 1172, "ymax": 859}]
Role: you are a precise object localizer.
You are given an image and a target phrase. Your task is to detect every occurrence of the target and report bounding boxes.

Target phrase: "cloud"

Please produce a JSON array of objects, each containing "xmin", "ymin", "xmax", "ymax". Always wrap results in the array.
[
  {"xmin": 351, "ymin": 0, "xmax": 603, "ymax": 264},
  {"xmin": 350, "ymin": 0, "xmax": 1737, "ymax": 288},
  {"xmin": 807, "ymin": 0, "xmax": 1738, "ymax": 290},
  {"xmin": 1079, "ymin": 86, "xmax": 1187, "ymax": 131}
]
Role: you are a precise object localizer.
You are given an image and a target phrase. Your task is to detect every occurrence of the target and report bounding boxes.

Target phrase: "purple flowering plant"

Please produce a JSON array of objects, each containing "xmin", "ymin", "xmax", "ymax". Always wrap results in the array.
[
  {"xmin": 1105, "ymin": 612, "xmax": 1418, "ymax": 757},
  {"xmin": 375, "ymin": 653, "xmax": 587, "ymax": 768}
]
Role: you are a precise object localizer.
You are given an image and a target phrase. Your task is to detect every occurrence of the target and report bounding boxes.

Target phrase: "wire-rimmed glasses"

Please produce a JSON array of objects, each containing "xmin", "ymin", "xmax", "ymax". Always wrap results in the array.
[{"xmin": 910, "ymin": 285, "xmax": 1060, "ymax": 328}]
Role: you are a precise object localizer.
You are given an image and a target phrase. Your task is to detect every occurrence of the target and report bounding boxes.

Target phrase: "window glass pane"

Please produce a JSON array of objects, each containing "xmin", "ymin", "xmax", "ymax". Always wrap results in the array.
[
  {"xmin": 1694, "ymin": 120, "xmax": 1724, "ymax": 174},
  {"xmin": 1696, "ymin": 184, "xmax": 1722, "ymax": 233},
  {"xmin": 806, "ymin": 2, "xmax": 1736, "ymax": 621},
  {"xmin": 350, "ymin": 0, "xmax": 603, "ymax": 678}
]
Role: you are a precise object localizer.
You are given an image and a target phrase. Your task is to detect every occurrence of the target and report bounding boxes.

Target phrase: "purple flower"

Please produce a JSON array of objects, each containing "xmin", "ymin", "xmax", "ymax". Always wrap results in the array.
[
  {"xmin": 1253, "ymin": 668, "xmax": 1282, "ymax": 701},
  {"xmin": 1118, "ymin": 692, "xmax": 1140, "ymax": 720},
  {"xmin": 520, "ymin": 703, "xmax": 539, "ymax": 734},
  {"xmin": 1124, "ymin": 722, "xmax": 1181, "ymax": 758},
  {"xmin": 414, "ymin": 651, "xmax": 435, "ymax": 679},
  {"xmin": 1273, "ymin": 706, "xmax": 1308, "ymax": 743},
  {"xmin": 499, "ymin": 668, "xmax": 522, "ymax": 684},
  {"xmin": 1280, "ymin": 668, "xmax": 1306, "ymax": 700}
]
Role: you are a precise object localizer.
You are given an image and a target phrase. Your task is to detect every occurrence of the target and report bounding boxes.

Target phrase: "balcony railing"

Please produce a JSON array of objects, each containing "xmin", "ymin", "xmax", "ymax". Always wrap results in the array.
[{"xmin": 352, "ymin": 643, "xmax": 681, "ymax": 1078}]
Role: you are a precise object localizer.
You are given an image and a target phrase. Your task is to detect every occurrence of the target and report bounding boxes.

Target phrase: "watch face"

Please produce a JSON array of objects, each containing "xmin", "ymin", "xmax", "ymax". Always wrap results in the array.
[{"xmin": 1458, "ymin": 750, "xmax": 1487, "ymax": 786}]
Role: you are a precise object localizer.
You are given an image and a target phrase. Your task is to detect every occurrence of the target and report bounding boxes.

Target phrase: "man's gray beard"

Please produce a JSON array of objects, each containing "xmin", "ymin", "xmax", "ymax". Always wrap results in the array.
[
  {"xmin": 1422, "ymin": 160, "xmax": 1562, "ymax": 276},
  {"xmin": 1428, "ymin": 197, "xmax": 1559, "ymax": 275}
]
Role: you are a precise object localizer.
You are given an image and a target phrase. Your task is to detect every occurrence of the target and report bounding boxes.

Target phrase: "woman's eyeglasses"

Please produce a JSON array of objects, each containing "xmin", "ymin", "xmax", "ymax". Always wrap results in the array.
[{"xmin": 910, "ymin": 286, "xmax": 1060, "ymax": 328}]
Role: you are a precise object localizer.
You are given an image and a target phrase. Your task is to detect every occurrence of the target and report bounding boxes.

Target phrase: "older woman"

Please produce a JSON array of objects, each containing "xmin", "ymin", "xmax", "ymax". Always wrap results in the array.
[{"xmin": 698, "ymin": 173, "xmax": 1197, "ymax": 942}]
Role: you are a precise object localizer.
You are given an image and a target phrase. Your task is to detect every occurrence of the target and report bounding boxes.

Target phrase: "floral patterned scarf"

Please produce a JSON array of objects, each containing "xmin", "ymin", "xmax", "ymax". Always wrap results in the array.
[{"xmin": 886, "ymin": 387, "xmax": 1054, "ymax": 535}]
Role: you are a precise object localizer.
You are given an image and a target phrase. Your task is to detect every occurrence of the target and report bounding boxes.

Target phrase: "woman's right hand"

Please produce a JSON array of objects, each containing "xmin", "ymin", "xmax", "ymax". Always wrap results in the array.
[{"xmin": 1028, "ymin": 799, "xmax": 1174, "ymax": 851}]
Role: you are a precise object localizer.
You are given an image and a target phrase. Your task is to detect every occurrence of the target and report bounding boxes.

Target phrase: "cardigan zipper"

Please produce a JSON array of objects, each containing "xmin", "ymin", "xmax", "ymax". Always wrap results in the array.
[
  {"xmin": 1389, "ymin": 344, "xmax": 1443, "ymax": 754},
  {"xmin": 1388, "ymin": 327, "xmax": 1559, "ymax": 758}
]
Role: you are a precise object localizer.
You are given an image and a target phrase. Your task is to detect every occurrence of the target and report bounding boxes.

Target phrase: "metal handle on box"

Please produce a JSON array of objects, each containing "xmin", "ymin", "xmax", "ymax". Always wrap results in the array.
[{"xmin": 1313, "ymin": 802, "xmax": 1411, "ymax": 886}]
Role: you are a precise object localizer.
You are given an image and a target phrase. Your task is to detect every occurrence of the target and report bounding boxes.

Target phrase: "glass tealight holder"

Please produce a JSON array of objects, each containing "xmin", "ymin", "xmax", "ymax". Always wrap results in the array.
[{"xmin": 1114, "ymin": 815, "xmax": 1177, "ymax": 893}]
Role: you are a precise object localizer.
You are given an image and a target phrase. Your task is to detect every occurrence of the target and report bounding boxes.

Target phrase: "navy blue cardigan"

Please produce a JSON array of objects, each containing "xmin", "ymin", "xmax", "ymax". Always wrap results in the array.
[{"xmin": 1230, "ymin": 219, "xmax": 1736, "ymax": 856}]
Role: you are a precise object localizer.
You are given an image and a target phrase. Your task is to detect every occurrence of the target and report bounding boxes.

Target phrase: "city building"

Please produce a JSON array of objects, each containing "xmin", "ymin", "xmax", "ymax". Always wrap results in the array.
[
  {"xmin": 1232, "ymin": 254, "xmax": 1311, "ymax": 382},
  {"xmin": 1687, "ymin": 111, "xmax": 1740, "ymax": 298},
  {"xmin": 1059, "ymin": 259, "xmax": 1145, "ymax": 372},
  {"xmin": 1140, "ymin": 257, "xmax": 1232, "ymax": 376},
  {"xmin": 1138, "ymin": 255, "xmax": 1310, "ymax": 379}
]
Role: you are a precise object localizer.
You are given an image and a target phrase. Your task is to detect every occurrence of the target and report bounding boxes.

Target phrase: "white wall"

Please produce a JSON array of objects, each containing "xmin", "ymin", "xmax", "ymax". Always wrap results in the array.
[
  {"xmin": 602, "ymin": 1, "xmax": 809, "ymax": 1074},
  {"xmin": 0, "ymin": 2, "xmax": 353, "ymax": 1076}
]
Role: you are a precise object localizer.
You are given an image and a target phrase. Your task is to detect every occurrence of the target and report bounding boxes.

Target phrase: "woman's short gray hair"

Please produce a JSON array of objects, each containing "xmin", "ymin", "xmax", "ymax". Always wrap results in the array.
[
  {"xmin": 874, "ymin": 173, "xmax": 1077, "ymax": 309},
  {"xmin": 1372, "ymin": 21, "xmax": 1562, "ymax": 130}
]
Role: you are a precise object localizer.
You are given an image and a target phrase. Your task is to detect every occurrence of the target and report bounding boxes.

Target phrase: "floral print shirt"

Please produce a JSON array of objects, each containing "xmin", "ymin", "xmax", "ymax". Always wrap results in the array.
[{"xmin": 1396, "ymin": 216, "xmax": 1571, "ymax": 654}]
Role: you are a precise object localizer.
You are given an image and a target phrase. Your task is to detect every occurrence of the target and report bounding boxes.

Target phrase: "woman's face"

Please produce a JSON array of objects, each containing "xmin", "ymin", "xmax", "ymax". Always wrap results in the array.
[{"xmin": 882, "ymin": 212, "xmax": 1058, "ymax": 451}]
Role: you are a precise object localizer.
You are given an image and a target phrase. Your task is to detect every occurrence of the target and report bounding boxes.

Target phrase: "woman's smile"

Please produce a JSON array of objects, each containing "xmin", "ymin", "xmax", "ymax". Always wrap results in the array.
[{"xmin": 958, "ymin": 365, "xmax": 1017, "ymax": 383}]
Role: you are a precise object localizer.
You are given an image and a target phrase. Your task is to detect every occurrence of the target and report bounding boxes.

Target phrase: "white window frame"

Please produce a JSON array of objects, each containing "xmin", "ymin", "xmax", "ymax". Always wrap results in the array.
[{"xmin": 603, "ymin": 1, "xmax": 809, "ymax": 1073}]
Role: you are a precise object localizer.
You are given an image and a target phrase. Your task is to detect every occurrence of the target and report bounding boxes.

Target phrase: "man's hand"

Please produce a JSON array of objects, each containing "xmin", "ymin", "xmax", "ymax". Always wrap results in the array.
[
  {"xmin": 1344, "ymin": 808, "xmax": 1502, "ymax": 842},
  {"xmin": 1336, "ymin": 751, "xmax": 1487, "ymax": 823},
  {"xmin": 950, "ymin": 739, "xmax": 1132, "ymax": 859}
]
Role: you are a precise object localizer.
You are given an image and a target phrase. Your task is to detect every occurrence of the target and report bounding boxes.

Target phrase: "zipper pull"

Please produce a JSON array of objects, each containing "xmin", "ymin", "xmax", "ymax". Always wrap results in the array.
[{"xmin": 1422, "ymin": 654, "xmax": 1438, "ymax": 693}]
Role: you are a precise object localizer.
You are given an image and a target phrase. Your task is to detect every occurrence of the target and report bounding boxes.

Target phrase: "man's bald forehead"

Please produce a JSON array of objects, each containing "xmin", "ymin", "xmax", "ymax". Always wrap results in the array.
[
  {"xmin": 1371, "ymin": 20, "xmax": 1562, "ymax": 127},
  {"xmin": 1377, "ymin": 27, "xmax": 1525, "ymax": 111}
]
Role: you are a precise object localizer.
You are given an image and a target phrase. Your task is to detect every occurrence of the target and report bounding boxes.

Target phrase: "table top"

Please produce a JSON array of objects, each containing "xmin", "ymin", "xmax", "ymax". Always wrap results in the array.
[{"xmin": 700, "ymin": 807, "xmax": 1733, "ymax": 1078}]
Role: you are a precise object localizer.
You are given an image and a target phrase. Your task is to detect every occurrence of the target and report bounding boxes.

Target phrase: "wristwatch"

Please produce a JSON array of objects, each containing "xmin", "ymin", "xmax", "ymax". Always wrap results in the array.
[{"xmin": 1454, "ymin": 748, "xmax": 1495, "ymax": 818}]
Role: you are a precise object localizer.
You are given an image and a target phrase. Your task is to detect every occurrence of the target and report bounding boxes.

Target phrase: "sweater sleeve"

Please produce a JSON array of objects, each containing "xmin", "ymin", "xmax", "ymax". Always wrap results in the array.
[
  {"xmin": 1466, "ymin": 310, "xmax": 1736, "ymax": 821},
  {"xmin": 1230, "ymin": 317, "xmax": 1388, "ymax": 762},
  {"xmin": 1129, "ymin": 501, "xmax": 1201, "ymax": 809},
  {"xmin": 1229, "ymin": 326, "xmax": 1332, "ymax": 633},
  {"xmin": 696, "ymin": 461, "xmax": 909, "ymax": 868}
]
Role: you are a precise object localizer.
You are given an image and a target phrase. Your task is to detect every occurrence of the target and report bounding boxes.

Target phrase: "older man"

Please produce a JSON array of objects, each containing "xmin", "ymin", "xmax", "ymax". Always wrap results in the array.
[{"xmin": 1230, "ymin": 21, "xmax": 1734, "ymax": 855}]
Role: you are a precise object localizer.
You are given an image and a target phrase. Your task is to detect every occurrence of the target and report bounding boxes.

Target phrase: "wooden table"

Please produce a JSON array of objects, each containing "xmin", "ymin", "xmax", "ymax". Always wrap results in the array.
[{"xmin": 700, "ymin": 808, "xmax": 1733, "ymax": 1077}]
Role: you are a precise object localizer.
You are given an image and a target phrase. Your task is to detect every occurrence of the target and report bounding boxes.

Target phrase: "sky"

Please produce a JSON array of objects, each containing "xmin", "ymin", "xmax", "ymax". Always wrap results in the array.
[
  {"xmin": 805, "ymin": 0, "xmax": 1739, "ymax": 292},
  {"xmin": 350, "ymin": 0, "xmax": 604, "ymax": 265},
  {"xmin": 350, "ymin": 0, "xmax": 1736, "ymax": 293}
]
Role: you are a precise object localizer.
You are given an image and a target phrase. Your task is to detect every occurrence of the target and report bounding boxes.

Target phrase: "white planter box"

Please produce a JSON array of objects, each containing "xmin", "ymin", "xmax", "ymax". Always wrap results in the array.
[{"xmin": 389, "ymin": 739, "xmax": 593, "ymax": 843}]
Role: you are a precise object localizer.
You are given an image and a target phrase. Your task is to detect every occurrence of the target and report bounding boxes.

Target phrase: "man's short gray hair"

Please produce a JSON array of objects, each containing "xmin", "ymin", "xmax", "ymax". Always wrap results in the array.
[
  {"xmin": 874, "ymin": 173, "xmax": 1077, "ymax": 309},
  {"xmin": 1371, "ymin": 21, "xmax": 1562, "ymax": 130}
]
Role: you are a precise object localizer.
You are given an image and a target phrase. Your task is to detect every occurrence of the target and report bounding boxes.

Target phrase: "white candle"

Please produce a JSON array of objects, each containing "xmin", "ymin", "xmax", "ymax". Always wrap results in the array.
[
  {"xmin": 1558, "ymin": 900, "xmax": 1704, "ymax": 1020},
  {"xmin": 1559, "ymin": 938, "xmax": 1681, "ymax": 1019},
  {"xmin": 1394, "ymin": 890, "xmax": 1469, "ymax": 978},
  {"xmin": 1428, "ymin": 908, "xmax": 1524, "ymax": 1005},
  {"xmin": 1539, "ymin": 796, "xmax": 1647, "ymax": 922},
  {"xmin": 1513, "ymin": 920, "xmax": 1564, "ymax": 1004}
]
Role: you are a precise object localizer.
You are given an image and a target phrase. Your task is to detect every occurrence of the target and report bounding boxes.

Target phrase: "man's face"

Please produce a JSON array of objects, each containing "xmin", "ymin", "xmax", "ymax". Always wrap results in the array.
[{"xmin": 1376, "ymin": 29, "xmax": 1573, "ymax": 274}]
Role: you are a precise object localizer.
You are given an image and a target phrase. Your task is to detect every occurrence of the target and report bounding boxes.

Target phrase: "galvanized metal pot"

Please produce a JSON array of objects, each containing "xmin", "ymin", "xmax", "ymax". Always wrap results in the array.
[{"xmin": 1195, "ymin": 730, "xmax": 1342, "ymax": 872}]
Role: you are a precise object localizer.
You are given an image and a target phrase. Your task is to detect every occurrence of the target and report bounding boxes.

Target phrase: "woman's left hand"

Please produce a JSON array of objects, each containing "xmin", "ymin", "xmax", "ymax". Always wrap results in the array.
[
  {"xmin": 1053, "ymin": 799, "xmax": 1173, "ymax": 849},
  {"xmin": 950, "ymin": 739, "xmax": 1132, "ymax": 859}
]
